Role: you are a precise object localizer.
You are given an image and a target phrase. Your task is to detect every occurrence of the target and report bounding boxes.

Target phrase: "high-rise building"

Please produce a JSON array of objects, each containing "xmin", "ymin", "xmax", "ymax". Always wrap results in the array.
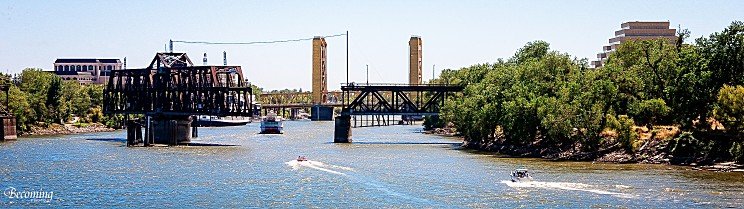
[
  {"xmin": 592, "ymin": 21, "xmax": 677, "ymax": 68},
  {"xmin": 312, "ymin": 37, "xmax": 328, "ymax": 104},
  {"xmin": 53, "ymin": 58, "xmax": 123, "ymax": 84},
  {"xmin": 409, "ymin": 36, "xmax": 422, "ymax": 85}
]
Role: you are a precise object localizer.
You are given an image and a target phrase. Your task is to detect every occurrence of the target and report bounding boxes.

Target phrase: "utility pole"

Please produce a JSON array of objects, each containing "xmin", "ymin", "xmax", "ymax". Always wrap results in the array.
[
  {"xmin": 366, "ymin": 64, "xmax": 369, "ymax": 85},
  {"xmin": 432, "ymin": 64, "xmax": 436, "ymax": 83},
  {"xmin": 346, "ymin": 31, "xmax": 349, "ymax": 85},
  {"xmin": 345, "ymin": 31, "xmax": 349, "ymax": 107}
]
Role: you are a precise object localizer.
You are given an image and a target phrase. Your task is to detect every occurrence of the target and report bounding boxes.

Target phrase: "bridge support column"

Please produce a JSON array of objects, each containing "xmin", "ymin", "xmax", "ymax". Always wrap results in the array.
[
  {"xmin": 0, "ymin": 115, "xmax": 17, "ymax": 141},
  {"xmin": 126, "ymin": 120, "xmax": 143, "ymax": 146},
  {"xmin": 151, "ymin": 115, "xmax": 193, "ymax": 145},
  {"xmin": 312, "ymin": 105, "xmax": 334, "ymax": 121},
  {"xmin": 334, "ymin": 115, "xmax": 352, "ymax": 143}
]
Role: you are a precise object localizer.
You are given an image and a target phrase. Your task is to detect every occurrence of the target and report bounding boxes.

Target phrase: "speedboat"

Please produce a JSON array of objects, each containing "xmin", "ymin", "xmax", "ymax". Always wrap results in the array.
[
  {"xmin": 259, "ymin": 112, "xmax": 283, "ymax": 134},
  {"xmin": 297, "ymin": 156, "xmax": 308, "ymax": 162},
  {"xmin": 511, "ymin": 168, "xmax": 533, "ymax": 182}
]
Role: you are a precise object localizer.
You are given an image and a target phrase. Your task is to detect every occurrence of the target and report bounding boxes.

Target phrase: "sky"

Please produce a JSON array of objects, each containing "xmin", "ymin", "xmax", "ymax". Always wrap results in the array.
[{"xmin": 1, "ymin": 1, "xmax": 742, "ymax": 90}]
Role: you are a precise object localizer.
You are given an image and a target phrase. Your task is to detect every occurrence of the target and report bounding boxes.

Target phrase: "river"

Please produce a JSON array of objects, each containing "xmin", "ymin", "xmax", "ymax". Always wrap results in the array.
[{"xmin": 1, "ymin": 121, "xmax": 743, "ymax": 208}]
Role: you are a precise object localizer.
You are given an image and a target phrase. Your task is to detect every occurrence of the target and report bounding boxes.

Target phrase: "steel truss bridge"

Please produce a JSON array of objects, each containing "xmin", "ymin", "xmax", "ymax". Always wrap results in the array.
[
  {"xmin": 341, "ymin": 83, "xmax": 463, "ymax": 116},
  {"xmin": 334, "ymin": 83, "xmax": 463, "ymax": 142},
  {"xmin": 103, "ymin": 53, "xmax": 253, "ymax": 145}
]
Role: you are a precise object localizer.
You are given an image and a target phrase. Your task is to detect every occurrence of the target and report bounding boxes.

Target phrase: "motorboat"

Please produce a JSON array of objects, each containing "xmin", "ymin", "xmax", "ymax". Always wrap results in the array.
[
  {"xmin": 195, "ymin": 115, "xmax": 251, "ymax": 127},
  {"xmin": 511, "ymin": 168, "xmax": 533, "ymax": 182},
  {"xmin": 259, "ymin": 112, "xmax": 283, "ymax": 134},
  {"xmin": 296, "ymin": 156, "xmax": 308, "ymax": 162}
]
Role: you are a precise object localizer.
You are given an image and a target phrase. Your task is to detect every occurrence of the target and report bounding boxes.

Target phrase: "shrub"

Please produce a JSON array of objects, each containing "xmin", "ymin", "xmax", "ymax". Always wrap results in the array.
[
  {"xmin": 669, "ymin": 132, "xmax": 701, "ymax": 164},
  {"xmin": 629, "ymin": 99, "xmax": 670, "ymax": 128},
  {"xmin": 730, "ymin": 142, "xmax": 744, "ymax": 163},
  {"xmin": 611, "ymin": 115, "xmax": 638, "ymax": 152}
]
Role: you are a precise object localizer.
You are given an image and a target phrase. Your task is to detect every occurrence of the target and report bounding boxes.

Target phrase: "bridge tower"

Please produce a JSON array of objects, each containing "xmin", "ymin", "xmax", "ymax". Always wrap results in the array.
[
  {"xmin": 311, "ymin": 36, "xmax": 334, "ymax": 121},
  {"xmin": 312, "ymin": 37, "xmax": 328, "ymax": 104},
  {"xmin": 409, "ymin": 36, "xmax": 422, "ymax": 85}
]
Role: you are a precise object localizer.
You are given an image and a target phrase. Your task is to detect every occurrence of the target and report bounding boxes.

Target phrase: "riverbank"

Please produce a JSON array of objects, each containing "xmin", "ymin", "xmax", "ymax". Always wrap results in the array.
[
  {"xmin": 23, "ymin": 123, "xmax": 116, "ymax": 136},
  {"xmin": 424, "ymin": 125, "xmax": 744, "ymax": 172}
]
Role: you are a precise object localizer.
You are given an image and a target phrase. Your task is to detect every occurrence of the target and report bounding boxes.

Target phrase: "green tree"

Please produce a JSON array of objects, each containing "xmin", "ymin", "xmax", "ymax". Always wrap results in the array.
[
  {"xmin": 714, "ymin": 85, "xmax": 744, "ymax": 133},
  {"xmin": 20, "ymin": 68, "xmax": 54, "ymax": 123},
  {"xmin": 46, "ymin": 76, "xmax": 64, "ymax": 123},
  {"xmin": 629, "ymin": 98, "xmax": 670, "ymax": 129}
]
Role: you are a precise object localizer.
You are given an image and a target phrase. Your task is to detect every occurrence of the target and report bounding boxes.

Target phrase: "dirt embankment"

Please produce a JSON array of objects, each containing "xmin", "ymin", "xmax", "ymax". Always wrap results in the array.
[
  {"xmin": 24, "ymin": 123, "xmax": 115, "ymax": 136},
  {"xmin": 426, "ymin": 125, "xmax": 744, "ymax": 172}
]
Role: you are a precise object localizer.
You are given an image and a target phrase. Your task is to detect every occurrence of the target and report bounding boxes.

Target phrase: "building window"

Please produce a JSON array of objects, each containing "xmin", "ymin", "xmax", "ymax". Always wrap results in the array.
[
  {"xmin": 107, "ymin": 66, "xmax": 112, "ymax": 71},
  {"xmin": 64, "ymin": 66, "xmax": 69, "ymax": 71},
  {"xmin": 76, "ymin": 65, "xmax": 81, "ymax": 71}
]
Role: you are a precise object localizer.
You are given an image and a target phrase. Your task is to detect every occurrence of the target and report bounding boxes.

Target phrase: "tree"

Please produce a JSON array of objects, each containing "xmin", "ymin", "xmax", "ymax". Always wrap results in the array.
[
  {"xmin": 46, "ymin": 76, "xmax": 63, "ymax": 123},
  {"xmin": 19, "ymin": 68, "xmax": 54, "ymax": 123},
  {"xmin": 714, "ymin": 85, "xmax": 744, "ymax": 133},
  {"xmin": 698, "ymin": 21, "xmax": 744, "ymax": 87},
  {"xmin": 629, "ymin": 99, "xmax": 670, "ymax": 129}
]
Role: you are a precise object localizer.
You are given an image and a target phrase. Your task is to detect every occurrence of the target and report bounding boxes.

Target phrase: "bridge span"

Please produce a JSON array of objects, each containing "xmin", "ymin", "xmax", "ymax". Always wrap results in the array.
[{"xmin": 334, "ymin": 83, "xmax": 464, "ymax": 143}]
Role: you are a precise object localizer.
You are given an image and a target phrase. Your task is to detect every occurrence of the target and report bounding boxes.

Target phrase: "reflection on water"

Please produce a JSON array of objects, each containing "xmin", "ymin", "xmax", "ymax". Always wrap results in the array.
[{"xmin": 1, "ymin": 121, "xmax": 743, "ymax": 208}]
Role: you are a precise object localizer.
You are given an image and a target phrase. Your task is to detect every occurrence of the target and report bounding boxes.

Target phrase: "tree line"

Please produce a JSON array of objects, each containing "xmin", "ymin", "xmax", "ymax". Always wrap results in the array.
[
  {"xmin": 0, "ymin": 69, "xmax": 113, "ymax": 134},
  {"xmin": 432, "ymin": 21, "xmax": 744, "ymax": 163}
]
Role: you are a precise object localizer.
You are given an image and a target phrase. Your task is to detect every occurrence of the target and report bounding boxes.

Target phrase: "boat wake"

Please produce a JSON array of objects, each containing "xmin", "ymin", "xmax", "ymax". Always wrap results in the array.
[
  {"xmin": 285, "ymin": 160, "xmax": 440, "ymax": 205},
  {"xmin": 501, "ymin": 180, "xmax": 633, "ymax": 198},
  {"xmin": 285, "ymin": 160, "xmax": 353, "ymax": 176}
]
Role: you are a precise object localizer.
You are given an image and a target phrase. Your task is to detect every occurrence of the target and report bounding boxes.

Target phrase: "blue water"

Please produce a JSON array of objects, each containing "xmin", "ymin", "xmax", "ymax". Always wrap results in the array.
[{"xmin": 1, "ymin": 121, "xmax": 743, "ymax": 208}]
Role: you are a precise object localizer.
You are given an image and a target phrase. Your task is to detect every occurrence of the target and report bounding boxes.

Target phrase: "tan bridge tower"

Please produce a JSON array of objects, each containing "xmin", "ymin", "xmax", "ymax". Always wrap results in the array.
[
  {"xmin": 312, "ymin": 37, "xmax": 328, "ymax": 104},
  {"xmin": 311, "ymin": 36, "xmax": 334, "ymax": 121},
  {"xmin": 409, "ymin": 36, "xmax": 422, "ymax": 85}
]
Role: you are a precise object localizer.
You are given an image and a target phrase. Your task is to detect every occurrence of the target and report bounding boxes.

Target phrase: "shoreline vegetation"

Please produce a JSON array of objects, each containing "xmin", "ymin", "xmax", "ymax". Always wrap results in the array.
[
  {"xmin": 424, "ymin": 126, "xmax": 744, "ymax": 172},
  {"xmin": 0, "ymin": 68, "xmax": 124, "ymax": 137},
  {"xmin": 423, "ymin": 21, "xmax": 744, "ymax": 172}
]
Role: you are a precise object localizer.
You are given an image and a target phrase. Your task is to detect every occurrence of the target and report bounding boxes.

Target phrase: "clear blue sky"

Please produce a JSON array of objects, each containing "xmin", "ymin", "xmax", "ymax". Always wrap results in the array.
[{"xmin": 1, "ymin": 1, "xmax": 742, "ymax": 90}]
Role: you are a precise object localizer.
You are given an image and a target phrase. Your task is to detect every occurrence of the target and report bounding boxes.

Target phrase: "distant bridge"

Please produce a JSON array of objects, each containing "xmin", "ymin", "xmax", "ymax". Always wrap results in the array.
[{"xmin": 258, "ymin": 91, "xmax": 343, "ymax": 119}]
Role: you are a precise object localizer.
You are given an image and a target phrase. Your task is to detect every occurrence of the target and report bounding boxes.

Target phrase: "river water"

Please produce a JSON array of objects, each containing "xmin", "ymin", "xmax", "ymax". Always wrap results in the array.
[{"xmin": 1, "ymin": 121, "xmax": 743, "ymax": 208}]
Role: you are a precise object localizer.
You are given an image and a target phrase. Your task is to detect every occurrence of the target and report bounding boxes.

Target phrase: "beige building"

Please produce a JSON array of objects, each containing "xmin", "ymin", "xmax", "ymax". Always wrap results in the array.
[
  {"xmin": 53, "ymin": 58, "xmax": 122, "ymax": 84},
  {"xmin": 312, "ymin": 37, "xmax": 328, "ymax": 104},
  {"xmin": 409, "ymin": 36, "xmax": 422, "ymax": 85},
  {"xmin": 592, "ymin": 21, "xmax": 677, "ymax": 68}
]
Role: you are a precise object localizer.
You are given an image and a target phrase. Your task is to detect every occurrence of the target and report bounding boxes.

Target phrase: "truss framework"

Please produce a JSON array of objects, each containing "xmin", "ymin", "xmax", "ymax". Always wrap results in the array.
[
  {"xmin": 103, "ymin": 66, "xmax": 253, "ymax": 116},
  {"xmin": 341, "ymin": 84, "xmax": 463, "ymax": 116}
]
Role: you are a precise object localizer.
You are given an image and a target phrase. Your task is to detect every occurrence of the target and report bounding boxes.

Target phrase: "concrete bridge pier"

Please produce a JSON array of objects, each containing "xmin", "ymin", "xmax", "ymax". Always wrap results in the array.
[
  {"xmin": 151, "ymin": 115, "xmax": 193, "ymax": 145},
  {"xmin": 334, "ymin": 114, "xmax": 352, "ymax": 143},
  {"xmin": 125, "ymin": 120, "xmax": 143, "ymax": 146}
]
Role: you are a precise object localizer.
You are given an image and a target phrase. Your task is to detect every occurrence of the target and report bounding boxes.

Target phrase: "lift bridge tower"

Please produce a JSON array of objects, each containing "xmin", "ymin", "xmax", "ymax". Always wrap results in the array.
[{"xmin": 103, "ymin": 52, "xmax": 253, "ymax": 145}]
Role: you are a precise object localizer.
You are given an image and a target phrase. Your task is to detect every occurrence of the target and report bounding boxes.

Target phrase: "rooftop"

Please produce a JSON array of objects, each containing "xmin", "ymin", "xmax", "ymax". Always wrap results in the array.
[{"xmin": 55, "ymin": 58, "xmax": 121, "ymax": 64}]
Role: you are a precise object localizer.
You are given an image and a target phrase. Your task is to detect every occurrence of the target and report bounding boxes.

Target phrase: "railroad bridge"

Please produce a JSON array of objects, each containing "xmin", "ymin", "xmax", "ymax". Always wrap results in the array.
[
  {"xmin": 103, "ymin": 52, "xmax": 253, "ymax": 145},
  {"xmin": 333, "ymin": 83, "xmax": 464, "ymax": 143}
]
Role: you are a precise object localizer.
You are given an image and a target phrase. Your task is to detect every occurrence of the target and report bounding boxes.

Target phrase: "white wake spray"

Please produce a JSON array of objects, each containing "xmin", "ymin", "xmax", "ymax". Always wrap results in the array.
[
  {"xmin": 285, "ymin": 160, "xmax": 352, "ymax": 175},
  {"xmin": 501, "ymin": 180, "xmax": 634, "ymax": 198}
]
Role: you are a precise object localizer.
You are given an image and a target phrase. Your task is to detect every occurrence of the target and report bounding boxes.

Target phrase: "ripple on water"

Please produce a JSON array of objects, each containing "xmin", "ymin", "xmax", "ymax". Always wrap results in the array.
[{"xmin": 1, "ymin": 122, "xmax": 743, "ymax": 208}]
